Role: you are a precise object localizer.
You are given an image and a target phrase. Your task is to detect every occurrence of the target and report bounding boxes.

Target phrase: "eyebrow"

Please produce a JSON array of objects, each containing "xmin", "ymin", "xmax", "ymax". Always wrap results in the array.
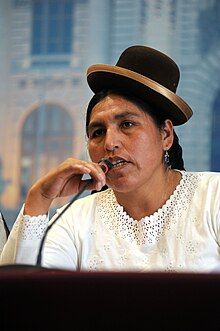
[{"xmin": 87, "ymin": 111, "xmax": 142, "ymax": 132}]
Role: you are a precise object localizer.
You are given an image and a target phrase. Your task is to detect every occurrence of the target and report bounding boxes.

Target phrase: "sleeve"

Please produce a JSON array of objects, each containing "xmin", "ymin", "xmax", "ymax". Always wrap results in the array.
[
  {"xmin": 215, "ymin": 186, "xmax": 220, "ymax": 244},
  {"xmin": 41, "ymin": 205, "xmax": 79, "ymax": 271},
  {"xmin": 206, "ymin": 173, "xmax": 220, "ymax": 244},
  {"xmin": 0, "ymin": 205, "xmax": 48, "ymax": 266}
]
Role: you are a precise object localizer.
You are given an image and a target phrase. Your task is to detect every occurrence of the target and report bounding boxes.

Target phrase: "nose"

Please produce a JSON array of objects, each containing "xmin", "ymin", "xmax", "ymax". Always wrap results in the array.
[{"xmin": 104, "ymin": 128, "xmax": 121, "ymax": 152}]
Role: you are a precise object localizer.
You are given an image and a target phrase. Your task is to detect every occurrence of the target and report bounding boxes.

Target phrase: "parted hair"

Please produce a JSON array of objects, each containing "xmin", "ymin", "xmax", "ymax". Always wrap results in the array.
[{"xmin": 86, "ymin": 89, "xmax": 185, "ymax": 171}]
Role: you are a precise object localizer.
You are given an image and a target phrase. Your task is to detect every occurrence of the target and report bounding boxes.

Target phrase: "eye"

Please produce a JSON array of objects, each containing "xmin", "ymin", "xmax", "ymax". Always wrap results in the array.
[
  {"xmin": 90, "ymin": 128, "xmax": 105, "ymax": 139},
  {"xmin": 121, "ymin": 121, "xmax": 134, "ymax": 128}
]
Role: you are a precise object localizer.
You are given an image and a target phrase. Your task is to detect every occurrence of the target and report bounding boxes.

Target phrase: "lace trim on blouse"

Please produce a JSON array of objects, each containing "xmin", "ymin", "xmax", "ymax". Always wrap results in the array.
[
  {"xmin": 96, "ymin": 171, "xmax": 201, "ymax": 246},
  {"xmin": 13, "ymin": 213, "xmax": 48, "ymax": 240}
]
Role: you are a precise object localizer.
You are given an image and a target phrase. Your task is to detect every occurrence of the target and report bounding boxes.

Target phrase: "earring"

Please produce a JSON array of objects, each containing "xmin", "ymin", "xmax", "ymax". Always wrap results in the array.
[{"xmin": 164, "ymin": 150, "xmax": 170, "ymax": 167}]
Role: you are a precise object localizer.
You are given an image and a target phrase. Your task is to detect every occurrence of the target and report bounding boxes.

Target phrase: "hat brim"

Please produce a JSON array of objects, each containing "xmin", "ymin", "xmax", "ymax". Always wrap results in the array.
[{"xmin": 87, "ymin": 64, "xmax": 193, "ymax": 126}]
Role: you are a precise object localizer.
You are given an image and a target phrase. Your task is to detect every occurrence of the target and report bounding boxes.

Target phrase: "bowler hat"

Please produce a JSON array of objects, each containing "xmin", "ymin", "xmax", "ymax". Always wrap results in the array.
[{"xmin": 87, "ymin": 45, "xmax": 193, "ymax": 125}]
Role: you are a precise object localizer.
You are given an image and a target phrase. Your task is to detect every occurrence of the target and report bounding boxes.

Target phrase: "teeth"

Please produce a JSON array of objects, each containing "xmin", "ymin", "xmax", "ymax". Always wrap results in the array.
[{"xmin": 112, "ymin": 161, "xmax": 126, "ymax": 168}]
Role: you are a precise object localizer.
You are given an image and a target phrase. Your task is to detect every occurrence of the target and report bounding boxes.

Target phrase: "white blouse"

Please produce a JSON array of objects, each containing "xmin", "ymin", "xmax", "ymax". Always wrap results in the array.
[{"xmin": 1, "ymin": 171, "xmax": 220, "ymax": 273}]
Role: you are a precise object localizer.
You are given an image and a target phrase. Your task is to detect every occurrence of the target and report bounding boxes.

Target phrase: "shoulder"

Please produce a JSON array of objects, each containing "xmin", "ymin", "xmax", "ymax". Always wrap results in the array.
[
  {"xmin": 182, "ymin": 171, "xmax": 220, "ymax": 196},
  {"xmin": 185, "ymin": 171, "xmax": 220, "ymax": 184}
]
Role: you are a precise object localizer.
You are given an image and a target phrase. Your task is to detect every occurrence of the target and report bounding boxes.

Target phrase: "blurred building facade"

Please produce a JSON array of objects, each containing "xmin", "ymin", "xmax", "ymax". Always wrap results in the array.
[{"xmin": 0, "ymin": 0, "xmax": 219, "ymax": 221}]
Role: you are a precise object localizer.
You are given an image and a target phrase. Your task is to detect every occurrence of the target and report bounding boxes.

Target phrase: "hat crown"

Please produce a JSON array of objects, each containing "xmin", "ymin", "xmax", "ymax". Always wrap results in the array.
[
  {"xmin": 86, "ymin": 44, "xmax": 193, "ymax": 125},
  {"xmin": 116, "ymin": 45, "xmax": 180, "ymax": 93}
]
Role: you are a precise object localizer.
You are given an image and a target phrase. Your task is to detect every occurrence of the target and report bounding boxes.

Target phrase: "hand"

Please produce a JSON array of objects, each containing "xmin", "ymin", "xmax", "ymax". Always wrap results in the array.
[{"xmin": 24, "ymin": 158, "xmax": 106, "ymax": 216}]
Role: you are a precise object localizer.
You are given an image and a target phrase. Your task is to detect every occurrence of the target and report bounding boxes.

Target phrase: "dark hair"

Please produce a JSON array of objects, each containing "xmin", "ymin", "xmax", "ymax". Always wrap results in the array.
[{"xmin": 86, "ymin": 89, "xmax": 185, "ymax": 171}]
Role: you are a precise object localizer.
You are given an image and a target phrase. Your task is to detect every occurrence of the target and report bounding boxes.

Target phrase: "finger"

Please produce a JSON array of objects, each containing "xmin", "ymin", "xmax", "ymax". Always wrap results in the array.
[
  {"xmin": 82, "ymin": 162, "xmax": 106, "ymax": 189},
  {"xmin": 51, "ymin": 159, "xmax": 106, "ymax": 194}
]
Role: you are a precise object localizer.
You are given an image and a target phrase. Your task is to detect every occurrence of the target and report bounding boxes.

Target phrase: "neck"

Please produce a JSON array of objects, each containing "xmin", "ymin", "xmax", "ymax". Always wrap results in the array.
[{"xmin": 114, "ymin": 168, "xmax": 182, "ymax": 221}]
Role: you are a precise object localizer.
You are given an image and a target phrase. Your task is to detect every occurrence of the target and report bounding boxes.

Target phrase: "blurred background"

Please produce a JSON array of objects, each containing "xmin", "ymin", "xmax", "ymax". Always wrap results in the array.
[{"xmin": 0, "ymin": 0, "xmax": 219, "ymax": 228}]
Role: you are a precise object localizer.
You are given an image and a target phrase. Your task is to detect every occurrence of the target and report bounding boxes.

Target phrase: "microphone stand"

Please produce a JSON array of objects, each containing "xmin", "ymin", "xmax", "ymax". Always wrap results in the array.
[
  {"xmin": 0, "ymin": 188, "xmax": 87, "ymax": 270},
  {"xmin": 36, "ymin": 158, "xmax": 113, "ymax": 267},
  {"xmin": 36, "ymin": 181, "xmax": 90, "ymax": 266}
]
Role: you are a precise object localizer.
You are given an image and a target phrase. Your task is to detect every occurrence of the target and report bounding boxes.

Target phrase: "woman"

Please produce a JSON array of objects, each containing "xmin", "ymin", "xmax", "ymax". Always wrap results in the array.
[{"xmin": 1, "ymin": 45, "xmax": 220, "ymax": 272}]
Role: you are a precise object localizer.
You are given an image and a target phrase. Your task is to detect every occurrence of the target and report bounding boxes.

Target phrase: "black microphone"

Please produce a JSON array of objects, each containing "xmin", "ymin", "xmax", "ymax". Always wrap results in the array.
[
  {"xmin": 99, "ymin": 158, "xmax": 113, "ymax": 174},
  {"xmin": 36, "ymin": 158, "xmax": 113, "ymax": 266}
]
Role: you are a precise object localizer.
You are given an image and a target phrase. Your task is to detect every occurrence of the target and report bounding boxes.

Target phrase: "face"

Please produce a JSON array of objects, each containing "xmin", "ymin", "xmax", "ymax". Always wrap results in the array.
[{"xmin": 87, "ymin": 94, "xmax": 173, "ymax": 193}]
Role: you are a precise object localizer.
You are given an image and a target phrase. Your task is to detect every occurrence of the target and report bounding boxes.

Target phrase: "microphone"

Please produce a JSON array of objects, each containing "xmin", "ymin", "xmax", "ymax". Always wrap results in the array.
[
  {"xmin": 36, "ymin": 158, "xmax": 113, "ymax": 266},
  {"xmin": 99, "ymin": 158, "xmax": 113, "ymax": 174}
]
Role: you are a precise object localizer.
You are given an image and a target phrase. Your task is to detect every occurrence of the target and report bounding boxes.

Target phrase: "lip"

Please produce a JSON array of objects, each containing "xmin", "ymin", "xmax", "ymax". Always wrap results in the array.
[{"xmin": 106, "ymin": 156, "xmax": 130, "ymax": 171}]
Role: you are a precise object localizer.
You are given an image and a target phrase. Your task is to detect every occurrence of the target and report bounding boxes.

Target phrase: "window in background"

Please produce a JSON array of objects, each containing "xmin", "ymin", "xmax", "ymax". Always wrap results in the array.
[
  {"xmin": 20, "ymin": 105, "xmax": 73, "ymax": 202},
  {"xmin": 31, "ymin": 0, "xmax": 73, "ymax": 67}
]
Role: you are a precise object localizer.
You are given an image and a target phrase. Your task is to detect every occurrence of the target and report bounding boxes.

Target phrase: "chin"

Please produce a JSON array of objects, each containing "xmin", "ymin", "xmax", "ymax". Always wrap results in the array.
[{"xmin": 107, "ymin": 179, "xmax": 137, "ymax": 193}]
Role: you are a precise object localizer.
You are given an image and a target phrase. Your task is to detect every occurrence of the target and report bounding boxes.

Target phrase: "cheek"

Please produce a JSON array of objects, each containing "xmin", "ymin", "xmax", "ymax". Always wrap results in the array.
[
  {"xmin": 133, "ymin": 133, "xmax": 163, "ymax": 163},
  {"xmin": 132, "ymin": 132, "xmax": 152, "ymax": 151},
  {"xmin": 87, "ymin": 141, "xmax": 102, "ymax": 162}
]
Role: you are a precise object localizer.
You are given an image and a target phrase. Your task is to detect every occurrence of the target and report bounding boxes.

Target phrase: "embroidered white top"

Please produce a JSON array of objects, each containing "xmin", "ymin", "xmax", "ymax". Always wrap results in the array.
[{"xmin": 1, "ymin": 171, "xmax": 220, "ymax": 272}]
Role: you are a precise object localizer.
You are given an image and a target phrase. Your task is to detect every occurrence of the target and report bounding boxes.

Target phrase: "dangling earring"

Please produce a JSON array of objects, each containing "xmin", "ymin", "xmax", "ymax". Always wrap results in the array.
[{"xmin": 164, "ymin": 150, "xmax": 170, "ymax": 167}]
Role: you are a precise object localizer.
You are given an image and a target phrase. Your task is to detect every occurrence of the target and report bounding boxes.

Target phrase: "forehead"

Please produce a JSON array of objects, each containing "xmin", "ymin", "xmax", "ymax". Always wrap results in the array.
[{"xmin": 89, "ymin": 94, "xmax": 147, "ymax": 121}]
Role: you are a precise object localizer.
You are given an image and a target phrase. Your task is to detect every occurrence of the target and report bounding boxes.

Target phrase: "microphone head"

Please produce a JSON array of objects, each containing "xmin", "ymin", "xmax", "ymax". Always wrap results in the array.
[{"xmin": 99, "ymin": 158, "xmax": 113, "ymax": 174}]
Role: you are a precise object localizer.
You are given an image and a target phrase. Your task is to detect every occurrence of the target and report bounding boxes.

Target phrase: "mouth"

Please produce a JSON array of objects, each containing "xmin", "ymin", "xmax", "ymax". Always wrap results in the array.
[{"xmin": 108, "ymin": 157, "xmax": 129, "ymax": 169}]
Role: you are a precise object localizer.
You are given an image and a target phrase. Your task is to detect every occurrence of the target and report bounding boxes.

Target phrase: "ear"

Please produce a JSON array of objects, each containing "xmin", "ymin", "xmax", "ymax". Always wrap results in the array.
[{"xmin": 161, "ymin": 119, "xmax": 174, "ymax": 150}]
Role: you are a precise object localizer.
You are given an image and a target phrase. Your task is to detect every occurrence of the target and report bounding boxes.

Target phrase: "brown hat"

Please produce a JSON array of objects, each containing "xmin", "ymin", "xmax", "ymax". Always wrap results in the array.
[{"xmin": 87, "ymin": 45, "xmax": 193, "ymax": 125}]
